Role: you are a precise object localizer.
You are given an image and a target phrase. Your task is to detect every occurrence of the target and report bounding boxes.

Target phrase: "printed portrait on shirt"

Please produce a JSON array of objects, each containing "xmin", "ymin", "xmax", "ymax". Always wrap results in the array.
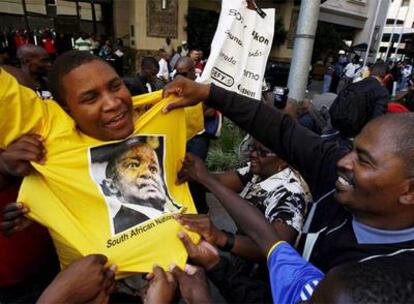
[{"xmin": 89, "ymin": 135, "xmax": 180, "ymax": 235}]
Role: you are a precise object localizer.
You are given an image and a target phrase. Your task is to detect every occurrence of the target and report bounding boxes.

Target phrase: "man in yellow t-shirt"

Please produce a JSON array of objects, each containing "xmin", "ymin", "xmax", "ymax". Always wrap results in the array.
[{"xmin": 0, "ymin": 50, "xmax": 202, "ymax": 276}]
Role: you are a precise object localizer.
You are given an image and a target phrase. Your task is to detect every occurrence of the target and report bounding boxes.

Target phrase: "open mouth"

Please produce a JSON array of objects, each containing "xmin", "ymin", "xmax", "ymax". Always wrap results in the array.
[
  {"xmin": 335, "ymin": 174, "xmax": 355, "ymax": 191},
  {"xmin": 105, "ymin": 111, "xmax": 128, "ymax": 129}
]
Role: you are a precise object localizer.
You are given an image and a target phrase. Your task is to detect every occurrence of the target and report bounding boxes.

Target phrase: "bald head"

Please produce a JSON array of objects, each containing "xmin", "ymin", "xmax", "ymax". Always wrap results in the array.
[
  {"xmin": 176, "ymin": 56, "xmax": 193, "ymax": 69},
  {"xmin": 17, "ymin": 44, "xmax": 51, "ymax": 78},
  {"xmin": 17, "ymin": 44, "xmax": 48, "ymax": 62},
  {"xmin": 175, "ymin": 56, "xmax": 196, "ymax": 80}
]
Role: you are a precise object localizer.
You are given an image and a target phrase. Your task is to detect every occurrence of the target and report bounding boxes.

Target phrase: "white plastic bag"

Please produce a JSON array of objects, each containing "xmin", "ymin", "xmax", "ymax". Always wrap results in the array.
[{"xmin": 200, "ymin": 0, "xmax": 275, "ymax": 101}]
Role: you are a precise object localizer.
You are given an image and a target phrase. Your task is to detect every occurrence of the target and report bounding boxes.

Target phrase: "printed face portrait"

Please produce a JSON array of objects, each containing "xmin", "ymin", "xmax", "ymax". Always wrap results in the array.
[
  {"xmin": 89, "ymin": 136, "xmax": 180, "ymax": 235},
  {"xmin": 108, "ymin": 143, "xmax": 167, "ymax": 209}
]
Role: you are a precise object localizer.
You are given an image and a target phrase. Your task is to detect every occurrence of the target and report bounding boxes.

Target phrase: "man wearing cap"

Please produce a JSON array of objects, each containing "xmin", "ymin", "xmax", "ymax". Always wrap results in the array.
[{"xmin": 180, "ymin": 41, "xmax": 189, "ymax": 57}]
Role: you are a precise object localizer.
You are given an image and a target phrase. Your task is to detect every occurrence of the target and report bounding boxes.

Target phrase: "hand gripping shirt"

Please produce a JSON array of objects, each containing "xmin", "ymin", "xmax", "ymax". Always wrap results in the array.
[{"xmin": 0, "ymin": 69, "xmax": 203, "ymax": 277}]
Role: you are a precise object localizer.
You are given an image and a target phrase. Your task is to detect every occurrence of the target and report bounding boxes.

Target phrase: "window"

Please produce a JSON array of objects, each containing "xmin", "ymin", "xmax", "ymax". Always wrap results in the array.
[
  {"xmin": 347, "ymin": 0, "xmax": 367, "ymax": 5},
  {"xmin": 386, "ymin": 19, "xmax": 404, "ymax": 25},
  {"xmin": 402, "ymin": 0, "xmax": 410, "ymax": 6}
]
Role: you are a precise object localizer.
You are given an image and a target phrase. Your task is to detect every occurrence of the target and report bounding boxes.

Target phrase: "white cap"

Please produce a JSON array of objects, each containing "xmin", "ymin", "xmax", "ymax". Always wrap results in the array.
[{"xmin": 182, "ymin": 40, "xmax": 187, "ymax": 45}]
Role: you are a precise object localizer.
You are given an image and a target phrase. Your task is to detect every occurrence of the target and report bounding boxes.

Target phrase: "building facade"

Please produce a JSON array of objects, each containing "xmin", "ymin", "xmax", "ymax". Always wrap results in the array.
[
  {"xmin": 319, "ymin": 0, "xmax": 390, "ymax": 62},
  {"xmin": 379, "ymin": 0, "xmax": 414, "ymax": 60},
  {"xmin": 113, "ymin": 0, "xmax": 188, "ymax": 61},
  {"xmin": 0, "ymin": 0, "xmax": 112, "ymax": 35},
  {"xmin": 0, "ymin": 0, "xmax": 392, "ymax": 66},
  {"xmin": 187, "ymin": 0, "xmax": 389, "ymax": 62}
]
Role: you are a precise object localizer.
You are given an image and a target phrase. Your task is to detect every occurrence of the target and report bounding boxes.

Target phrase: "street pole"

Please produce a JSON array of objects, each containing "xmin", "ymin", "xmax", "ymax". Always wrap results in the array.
[
  {"xmin": 22, "ymin": 0, "xmax": 30, "ymax": 32},
  {"xmin": 91, "ymin": 0, "xmax": 97, "ymax": 35},
  {"xmin": 364, "ymin": 0, "xmax": 381, "ymax": 66},
  {"xmin": 287, "ymin": 0, "xmax": 320, "ymax": 102}
]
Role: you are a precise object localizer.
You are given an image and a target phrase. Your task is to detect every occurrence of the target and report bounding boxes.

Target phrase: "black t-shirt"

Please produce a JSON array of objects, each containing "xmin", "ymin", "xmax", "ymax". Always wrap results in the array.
[{"xmin": 207, "ymin": 85, "xmax": 414, "ymax": 273}]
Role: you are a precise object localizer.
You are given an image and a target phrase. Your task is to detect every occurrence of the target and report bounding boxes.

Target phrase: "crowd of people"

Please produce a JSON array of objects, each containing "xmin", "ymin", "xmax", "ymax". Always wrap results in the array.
[
  {"xmin": 322, "ymin": 53, "xmax": 413, "ymax": 96},
  {"xmin": 0, "ymin": 29, "xmax": 127, "ymax": 76},
  {"xmin": 0, "ymin": 26, "xmax": 413, "ymax": 304}
]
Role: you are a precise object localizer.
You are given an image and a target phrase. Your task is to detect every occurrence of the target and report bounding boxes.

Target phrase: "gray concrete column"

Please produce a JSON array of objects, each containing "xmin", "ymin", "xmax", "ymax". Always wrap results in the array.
[{"xmin": 287, "ymin": 0, "xmax": 321, "ymax": 101}]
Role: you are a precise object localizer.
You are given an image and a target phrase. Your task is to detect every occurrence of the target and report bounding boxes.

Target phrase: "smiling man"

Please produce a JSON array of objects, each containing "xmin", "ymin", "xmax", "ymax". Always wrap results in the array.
[
  {"xmin": 47, "ymin": 51, "xmax": 134, "ymax": 141},
  {"xmin": 0, "ymin": 51, "xmax": 201, "ymax": 274},
  {"xmin": 162, "ymin": 76, "xmax": 414, "ymax": 274}
]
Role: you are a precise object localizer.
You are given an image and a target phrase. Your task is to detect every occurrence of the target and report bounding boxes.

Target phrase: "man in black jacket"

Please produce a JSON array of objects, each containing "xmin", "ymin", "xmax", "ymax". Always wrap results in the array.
[
  {"xmin": 330, "ymin": 62, "xmax": 390, "ymax": 140},
  {"xmin": 361, "ymin": 62, "xmax": 390, "ymax": 119},
  {"xmin": 123, "ymin": 57, "xmax": 164, "ymax": 96},
  {"xmin": 162, "ymin": 77, "xmax": 414, "ymax": 273}
]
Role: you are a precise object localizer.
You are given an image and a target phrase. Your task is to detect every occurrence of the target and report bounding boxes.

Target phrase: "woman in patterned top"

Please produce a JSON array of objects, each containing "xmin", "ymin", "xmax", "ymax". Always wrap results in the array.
[
  {"xmin": 177, "ymin": 138, "xmax": 311, "ymax": 257},
  {"xmin": 175, "ymin": 139, "xmax": 312, "ymax": 302}
]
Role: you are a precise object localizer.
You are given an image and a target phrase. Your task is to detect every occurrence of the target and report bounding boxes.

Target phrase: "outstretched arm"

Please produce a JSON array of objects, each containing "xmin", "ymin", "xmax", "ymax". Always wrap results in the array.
[
  {"xmin": 178, "ymin": 153, "xmax": 279, "ymax": 255},
  {"xmin": 164, "ymin": 77, "xmax": 344, "ymax": 197}
]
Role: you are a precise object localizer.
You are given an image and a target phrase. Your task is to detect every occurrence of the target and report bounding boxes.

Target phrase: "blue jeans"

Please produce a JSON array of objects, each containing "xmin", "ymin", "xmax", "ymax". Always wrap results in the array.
[{"xmin": 322, "ymin": 74, "xmax": 332, "ymax": 93}]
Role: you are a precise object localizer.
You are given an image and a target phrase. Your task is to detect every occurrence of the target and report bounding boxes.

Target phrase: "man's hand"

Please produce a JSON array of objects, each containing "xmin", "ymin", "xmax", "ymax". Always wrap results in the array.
[
  {"xmin": 175, "ymin": 214, "xmax": 227, "ymax": 247},
  {"xmin": 0, "ymin": 202, "xmax": 32, "ymax": 236},
  {"xmin": 162, "ymin": 76, "xmax": 211, "ymax": 113},
  {"xmin": 170, "ymin": 264, "xmax": 212, "ymax": 304},
  {"xmin": 177, "ymin": 231, "xmax": 220, "ymax": 270},
  {"xmin": 0, "ymin": 134, "xmax": 46, "ymax": 177},
  {"xmin": 144, "ymin": 265, "xmax": 177, "ymax": 304},
  {"xmin": 177, "ymin": 153, "xmax": 211, "ymax": 185},
  {"xmin": 37, "ymin": 254, "xmax": 117, "ymax": 304}
]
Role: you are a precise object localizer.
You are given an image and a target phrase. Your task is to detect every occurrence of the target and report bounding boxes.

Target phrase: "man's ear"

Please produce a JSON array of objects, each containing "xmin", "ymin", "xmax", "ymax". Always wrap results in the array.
[
  {"xmin": 101, "ymin": 179, "xmax": 119, "ymax": 196},
  {"xmin": 399, "ymin": 178, "xmax": 414, "ymax": 206}
]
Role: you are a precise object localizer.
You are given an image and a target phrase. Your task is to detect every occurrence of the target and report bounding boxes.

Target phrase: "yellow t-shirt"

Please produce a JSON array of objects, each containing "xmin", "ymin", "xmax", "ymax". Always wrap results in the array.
[{"xmin": 0, "ymin": 69, "xmax": 203, "ymax": 277}]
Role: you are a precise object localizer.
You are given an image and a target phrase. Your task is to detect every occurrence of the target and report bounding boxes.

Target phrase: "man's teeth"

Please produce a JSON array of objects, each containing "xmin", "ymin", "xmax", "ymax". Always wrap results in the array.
[
  {"xmin": 338, "ymin": 176, "xmax": 352, "ymax": 187},
  {"xmin": 110, "ymin": 113, "xmax": 124, "ymax": 122}
]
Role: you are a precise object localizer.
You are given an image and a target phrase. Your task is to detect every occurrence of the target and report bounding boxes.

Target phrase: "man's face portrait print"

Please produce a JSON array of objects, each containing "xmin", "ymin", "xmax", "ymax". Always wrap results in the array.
[{"xmin": 89, "ymin": 135, "xmax": 180, "ymax": 235}]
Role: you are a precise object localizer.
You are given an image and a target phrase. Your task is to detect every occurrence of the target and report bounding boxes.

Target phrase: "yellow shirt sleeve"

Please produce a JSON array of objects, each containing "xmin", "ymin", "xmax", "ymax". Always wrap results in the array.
[
  {"xmin": 0, "ymin": 68, "xmax": 62, "ymax": 148},
  {"xmin": 132, "ymin": 90, "xmax": 204, "ymax": 140}
]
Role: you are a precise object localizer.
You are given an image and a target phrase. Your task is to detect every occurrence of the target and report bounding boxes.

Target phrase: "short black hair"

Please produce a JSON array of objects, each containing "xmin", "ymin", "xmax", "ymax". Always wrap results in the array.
[
  {"xmin": 141, "ymin": 56, "xmax": 159, "ymax": 71},
  {"xmin": 370, "ymin": 62, "xmax": 389, "ymax": 79},
  {"xmin": 333, "ymin": 258, "xmax": 414, "ymax": 303},
  {"xmin": 373, "ymin": 113, "xmax": 414, "ymax": 175},
  {"xmin": 48, "ymin": 50, "xmax": 105, "ymax": 105}
]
